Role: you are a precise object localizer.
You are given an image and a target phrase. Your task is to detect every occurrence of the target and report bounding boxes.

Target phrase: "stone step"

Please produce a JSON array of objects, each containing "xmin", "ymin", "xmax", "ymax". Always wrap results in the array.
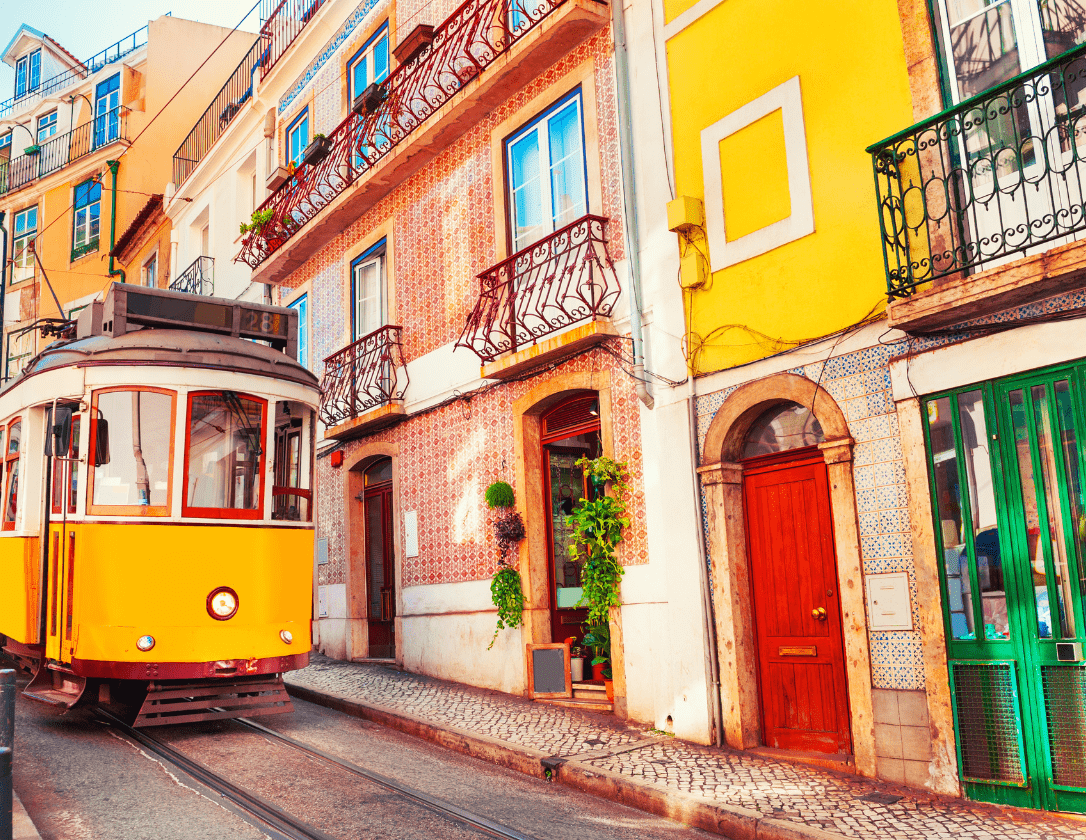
[{"xmin": 536, "ymin": 696, "xmax": 613, "ymax": 713}]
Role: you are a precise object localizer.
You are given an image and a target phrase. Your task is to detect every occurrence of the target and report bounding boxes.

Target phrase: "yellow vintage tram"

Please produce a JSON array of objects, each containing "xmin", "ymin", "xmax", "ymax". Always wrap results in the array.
[{"xmin": 0, "ymin": 285, "xmax": 319, "ymax": 725}]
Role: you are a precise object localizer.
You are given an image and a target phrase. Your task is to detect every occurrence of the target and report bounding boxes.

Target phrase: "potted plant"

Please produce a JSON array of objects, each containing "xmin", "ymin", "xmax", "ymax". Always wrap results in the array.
[
  {"xmin": 353, "ymin": 82, "xmax": 387, "ymax": 116},
  {"xmin": 23, "ymin": 144, "xmax": 40, "ymax": 156},
  {"xmin": 486, "ymin": 480, "xmax": 526, "ymax": 649},
  {"xmin": 239, "ymin": 208, "xmax": 274, "ymax": 237},
  {"xmin": 302, "ymin": 133, "xmax": 331, "ymax": 167},
  {"xmin": 582, "ymin": 621, "xmax": 610, "ymax": 682}
]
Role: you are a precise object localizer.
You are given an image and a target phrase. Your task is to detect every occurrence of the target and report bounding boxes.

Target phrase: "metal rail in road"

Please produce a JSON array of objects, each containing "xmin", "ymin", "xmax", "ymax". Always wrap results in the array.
[{"xmin": 98, "ymin": 709, "xmax": 535, "ymax": 840}]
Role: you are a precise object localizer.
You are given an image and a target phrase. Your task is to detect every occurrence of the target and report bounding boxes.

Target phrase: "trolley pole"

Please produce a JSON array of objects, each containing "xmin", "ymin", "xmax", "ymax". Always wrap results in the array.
[{"xmin": 0, "ymin": 668, "xmax": 13, "ymax": 840}]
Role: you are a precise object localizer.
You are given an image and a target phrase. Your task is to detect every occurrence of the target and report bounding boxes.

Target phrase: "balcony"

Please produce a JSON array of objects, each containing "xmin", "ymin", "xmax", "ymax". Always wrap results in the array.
[
  {"xmin": 319, "ymin": 325, "xmax": 409, "ymax": 440},
  {"xmin": 172, "ymin": 0, "xmax": 329, "ymax": 186},
  {"xmin": 0, "ymin": 107, "xmax": 129, "ymax": 197},
  {"xmin": 0, "ymin": 23, "xmax": 151, "ymax": 119},
  {"xmin": 170, "ymin": 256, "xmax": 215, "ymax": 296},
  {"xmin": 236, "ymin": 0, "xmax": 609, "ymax": 282},
  {"xmin": 870, "ymin": 44, "xmax": 1086, "ymax": 332},
  {"xmin": 456, "ymin": 214, "xmax": 619, "ymax": 378}
]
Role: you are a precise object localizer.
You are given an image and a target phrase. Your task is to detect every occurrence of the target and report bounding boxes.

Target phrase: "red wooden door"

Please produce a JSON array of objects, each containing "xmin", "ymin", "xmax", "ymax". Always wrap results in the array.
[{"xmin": 743, "ymin": 450, "xmax": 852, "ymax": 754}]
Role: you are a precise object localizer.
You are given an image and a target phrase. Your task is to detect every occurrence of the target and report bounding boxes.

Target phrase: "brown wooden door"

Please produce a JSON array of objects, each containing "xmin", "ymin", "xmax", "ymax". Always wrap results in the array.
[
  {"xmin": 743, "ymin": 450, "xmax": 852, "ymax": 754},
  {"xmin": 364, "ymin": 484, "xmax": 395, "ymax": 658}
]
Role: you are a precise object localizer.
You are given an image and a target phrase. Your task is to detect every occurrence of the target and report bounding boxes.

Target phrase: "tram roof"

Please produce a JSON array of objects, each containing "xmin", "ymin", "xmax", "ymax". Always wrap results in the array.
[{"xmin": 3, "ymin": 328, "xmax": 320, "ymax": 393}]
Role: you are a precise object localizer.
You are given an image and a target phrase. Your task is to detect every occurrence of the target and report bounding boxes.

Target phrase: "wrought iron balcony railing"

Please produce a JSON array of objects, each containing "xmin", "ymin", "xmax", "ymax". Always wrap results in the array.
[
  {"xmin": 236, "ymin": 0, "xmax": 570, "ymax": 270},
  {"xmin": 456, "ymin": 214, "xmax": 620, "ymax": 362},
  {"xmin": 0, "ymin": 107, "xmax": 129, "ymax": 197},
  {"xmin": 170, "ymin": 256, "xmax": 215, "ymax": 296},
  {"xmin": 0, "ymin": 23, "xmax": 152, "ymax": 119},
  {"xmin": 173, "ymin": 0, "xmax": 328, "ymax": 186},
  {"xmin": 319, "ymin": 325, "xmax": 409, "ymax": 427},
  {"xmin": 870, "ymin": 43, "xmax": 1086, "ymax": 299}
]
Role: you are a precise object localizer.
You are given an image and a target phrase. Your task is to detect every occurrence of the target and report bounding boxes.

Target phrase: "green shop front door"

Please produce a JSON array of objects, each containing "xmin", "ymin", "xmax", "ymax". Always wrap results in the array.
[{"xmin": 925, "ymin": 363, "xmax": 1086, "ymax": 813}]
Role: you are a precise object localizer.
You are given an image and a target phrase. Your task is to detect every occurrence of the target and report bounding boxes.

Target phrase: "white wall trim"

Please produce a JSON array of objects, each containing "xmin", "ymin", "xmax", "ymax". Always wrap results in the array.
[
  {"xmin": 662, "ymin": 0, "xmax": 726, "ymax": 39},
  {"xmin": 701, "ymin": 75, "xmax": 814, "ymax": 272}
]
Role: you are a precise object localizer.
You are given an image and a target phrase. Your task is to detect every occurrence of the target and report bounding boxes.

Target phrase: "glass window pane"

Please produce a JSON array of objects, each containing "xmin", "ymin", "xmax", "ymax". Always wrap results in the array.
[
  {"xmin": 355, "ymin": 257, "xmax": 383, "ymax": 338},
  {"xmin": 547, "ymin": 101, "xmax": 586, "ymax": 228},
  {"xmin": 1032, "ymin": 384, "xmax": 1077, "ymax": 639},
  {"xmin": 1055, "ymin": 380, "xmax": 1086, "ymax": 620},
  {"xmin": 353, "ymin": 54, "xmax": 369, "ymax": 100},
  {"xmin": 741, "ymin": 402, "xmax": 825, "ymax": 459},
  {"xmin": 509, "ymin": 131, "xmax": 543, "ymax": 252},
  {"xmin": 946, "ymin": 1, "xmax": 1021, "ymax": 100},
  {"xmin": 957, "ymin": 390, "xmax": 1008, "ymax": 639},
  {"xmin": 550, "ymin": 450, "xmax": 587, "ymax": 608},
  {"xmin": 93, "ymin": 391, "xmax": 172, "ymax": 508},
  {"xmin": 4, "ymin": 461, "xmax": 18, "ymax": 525},
  {"xmin": 373, "ymin": 35, "xmax": 389, "ymax": 82},
  {"xmin": 8, "ymin": 421, "xmax": 21, "ymax": 455},
  {"xmin": 928, "ymin": 397, "xmax": 976, "ymax": 639},
  {"xmin": 186, "ymin": 393, "xmax": 264, "ymax": 512}
]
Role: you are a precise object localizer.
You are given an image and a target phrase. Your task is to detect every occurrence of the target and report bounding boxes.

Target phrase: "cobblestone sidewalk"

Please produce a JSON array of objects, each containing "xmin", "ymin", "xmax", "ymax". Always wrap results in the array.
[{"xmin": 286, "ymin": 655, "xmax": 1086, "ymax": 840}]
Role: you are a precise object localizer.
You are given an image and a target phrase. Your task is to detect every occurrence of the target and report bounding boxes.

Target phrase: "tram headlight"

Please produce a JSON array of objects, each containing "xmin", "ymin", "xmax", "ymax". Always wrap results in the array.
[
  {"xmin": 136, "ymin": 635, "xmax": 155, "ymax": 652},
  {"xmin": 207, "ymin": 587, "xmax": 239, "ymax": 620},
  {"xmin": 280, "ymin": 630, "xmax": 293, "ymax": 645}
]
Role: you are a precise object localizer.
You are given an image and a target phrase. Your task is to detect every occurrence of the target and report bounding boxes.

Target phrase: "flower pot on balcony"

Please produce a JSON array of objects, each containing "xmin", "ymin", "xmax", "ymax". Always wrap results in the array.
[
  {"xmin": 393, "ymin": 23, "xmax": 435, "ymax": 65},
  {"xmin": 23, "ymin": 144, "xmax": 40, "ymax": 155},
  {"xmin": 302, "ymin": 135, "xmax": 331, "ymax": 167},
  {"xmin": 353, "ymin": 82, "xmax": 386, "ymax": 116}
]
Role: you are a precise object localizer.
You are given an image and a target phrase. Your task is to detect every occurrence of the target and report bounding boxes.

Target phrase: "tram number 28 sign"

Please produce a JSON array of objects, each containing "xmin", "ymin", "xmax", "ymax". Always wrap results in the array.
[{"xmin": 240, "ymin": 307, "xmax": 287, "ymax": 339}]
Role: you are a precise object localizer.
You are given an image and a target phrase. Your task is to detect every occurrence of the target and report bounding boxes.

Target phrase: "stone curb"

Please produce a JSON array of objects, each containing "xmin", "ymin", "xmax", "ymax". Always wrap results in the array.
[
  {"xmin": 13, "ymin": 791, "xmax": 44, "ymax": 840},
  {"xmin": 285, "ymin": 683, "xmax": 850, "ymax": 840}
]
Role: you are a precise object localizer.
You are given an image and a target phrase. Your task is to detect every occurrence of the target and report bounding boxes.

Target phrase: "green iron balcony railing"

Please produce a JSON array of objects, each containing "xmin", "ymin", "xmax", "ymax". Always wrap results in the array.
[{"xmin": 869, "ymin": 42, "xmax": 1086, "ymax": 299}]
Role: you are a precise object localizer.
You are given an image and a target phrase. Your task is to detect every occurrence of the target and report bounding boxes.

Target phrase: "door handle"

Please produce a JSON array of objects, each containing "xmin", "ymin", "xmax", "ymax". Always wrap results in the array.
[{"xmin": 811, "ymin": 607, "xmax": 827, "ymax": 621}]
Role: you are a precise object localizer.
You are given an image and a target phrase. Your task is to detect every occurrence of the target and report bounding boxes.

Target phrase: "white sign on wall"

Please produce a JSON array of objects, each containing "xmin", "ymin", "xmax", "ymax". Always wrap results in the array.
[
  {"xmin": 865, "ymin": 571, "xmax": 913, "ymax": 632},
  {"xmin": 404, "ymin": 510, "xmax": 419, "ymax": 558}
]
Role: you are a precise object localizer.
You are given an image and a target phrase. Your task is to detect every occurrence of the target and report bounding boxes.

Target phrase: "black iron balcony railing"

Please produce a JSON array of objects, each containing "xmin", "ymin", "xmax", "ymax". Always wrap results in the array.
[
  {"xmin": 870, "ymin": 43, "xmax": 1086, "ymax": 299},
  {"xmin": 456, "ymin": 214, "xmax": 620, "ymax": 363},
  {"xmin": 0, "ymin": 23, "xmax": 152, "ymax": 119},
  {"xmin": 170, "ymin": 256, "xmax": 215, "ymax": 296},
  {"xmin": 318, "ymin": 325, "xmax": 409, "ymax": 427},
  {"xmin": 172, "ymin": 0, "xmax": 328, "ymax": 186},
  {"xmin": 236, "ymin": 0, "xmax": 572, "ymax": 270},
  {"xmin": 0, "ymin": 107, "xmax": 129, "ymax": 197}
]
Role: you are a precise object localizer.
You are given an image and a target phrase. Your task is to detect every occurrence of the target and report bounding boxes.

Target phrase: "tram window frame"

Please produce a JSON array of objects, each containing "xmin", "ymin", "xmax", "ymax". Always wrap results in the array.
[
  {"xmin": 3, "ymin": 417, "xmax": 21, "ymax": 531},
  {"xmin": 51, "ymin": 410, "xmax": 81, "ymax": 516},
  {"xmin": 182, "ymin": 390, "xmax": 269, "ymax": 521},
  {"xmin": 87, "ymin": 387, "xmax": 177, "ymax": 517}
]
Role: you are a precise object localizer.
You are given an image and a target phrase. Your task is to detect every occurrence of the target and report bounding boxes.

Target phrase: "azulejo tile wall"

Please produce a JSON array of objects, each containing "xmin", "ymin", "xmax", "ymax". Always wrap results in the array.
[{"xmin": 315, "ymin": 347, "xmax": 648, "ymax": 591}]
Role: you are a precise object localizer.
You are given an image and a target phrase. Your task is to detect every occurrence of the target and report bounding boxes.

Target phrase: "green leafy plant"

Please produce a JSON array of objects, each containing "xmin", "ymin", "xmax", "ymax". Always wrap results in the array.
[
  {"xmin": 485, "ymin": 480, "xmax": 515, "ymax": 509},
  {"xmin": 489, "ymin": 563, "xmax": 524, "ymax": 650},
  {"xmin": 567, "ymin": 457, "xmax": 630, "ymax": 627},
  {"xmin": 239, "ymin": 207, "xmax": 274, "ymax": 235},
  {"xmin": 582, "ymin": 622, "xmax": 610, "ymax": 666},
  {"xmin": 313, "ymin": 132, "xmax": 327, "ymax": 140}
]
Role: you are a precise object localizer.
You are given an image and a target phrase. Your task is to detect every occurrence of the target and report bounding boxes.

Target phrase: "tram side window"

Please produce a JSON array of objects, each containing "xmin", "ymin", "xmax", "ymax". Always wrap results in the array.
[
  {"xmin": 184, "ymin": 392, "xmax": 266, "ymax": 518},
  {"xmin": 2, "ymin": 419, "xmax": 19, "ymax": 530},
  {"xmin": 90, "ymin": 390, "xmax": 174, "ymax": 515},
  {"xmin": 51, "ymin": 413, "xmax": 80, "ymax": 515},
  {"xmin": 272, "ymin": 401, "xmax": 313, "ymax": 522}
]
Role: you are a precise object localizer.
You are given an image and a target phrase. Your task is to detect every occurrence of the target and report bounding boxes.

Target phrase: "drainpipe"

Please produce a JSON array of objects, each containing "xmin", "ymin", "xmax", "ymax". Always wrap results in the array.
[
  {"xmin": 611, "ymin": 0, "xmax": 653, "ymax": 409},
  {"xmin": 106, "ymin": 160, "xmax": 125, "ymax": 284}
]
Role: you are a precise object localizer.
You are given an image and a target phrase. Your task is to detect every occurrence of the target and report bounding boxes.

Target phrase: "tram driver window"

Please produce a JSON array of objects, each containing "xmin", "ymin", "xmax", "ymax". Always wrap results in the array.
[
  {"xmin": 89, "ymin": 390, "xmax": 174, "ymax": 515},
  {"xmin": 2, "ymin": 419, "xmax": 20, "ymax": 531},
  {"xmin": 272, "ymin": 401, "xmax": 313, "ymax": 522},
  {"xmin": 184, "ymin": 392, "xmax": 266, "ymax": 518}
]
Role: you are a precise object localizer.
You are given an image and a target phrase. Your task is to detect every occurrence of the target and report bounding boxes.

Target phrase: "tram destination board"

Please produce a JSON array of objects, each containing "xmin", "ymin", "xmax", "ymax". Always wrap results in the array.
[{"xmin": 86, "ymin": 285, "xmax": 297, "ymax": 355}]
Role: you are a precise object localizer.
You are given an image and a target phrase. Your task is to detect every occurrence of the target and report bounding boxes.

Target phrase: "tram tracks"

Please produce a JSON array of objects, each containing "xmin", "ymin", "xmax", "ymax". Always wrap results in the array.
[{"xmin": 97, "ymin": 708, "xmax": 535, "ymax": 840}]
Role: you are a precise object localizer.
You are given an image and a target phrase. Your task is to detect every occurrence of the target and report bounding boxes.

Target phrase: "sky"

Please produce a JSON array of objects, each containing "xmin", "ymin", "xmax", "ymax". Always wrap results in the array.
[{"xmin": 0, "ymin": 1, "xmax": 260, "ymax": 96}]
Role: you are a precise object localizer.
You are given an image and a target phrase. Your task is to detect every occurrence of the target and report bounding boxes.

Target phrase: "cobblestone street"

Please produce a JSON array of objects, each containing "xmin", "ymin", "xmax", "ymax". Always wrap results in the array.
[{"xmin": 287, "ymin": 655, "xmax": 1086, "ymax": 840}]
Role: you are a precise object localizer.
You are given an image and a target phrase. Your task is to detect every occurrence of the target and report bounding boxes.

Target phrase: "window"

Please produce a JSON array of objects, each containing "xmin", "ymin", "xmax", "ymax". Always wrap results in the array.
[
  {"xmin": 0, "ymin": 132, "xmax": 11, "ymax": 160},
  {"xmin": 184, "ymin": 391, "xmax": 267, "ymax": 518},
  {"xmin": 351, "ymin": 240, "xmax": 386, "ymax": 341},
  {"xmin": 4, "ymin": 331, "xmax": 33, "ymax": 381},
  {"xmin": 286, "ymin": 108, "xmax": 310, "ymax": 168},
  {"xmin": 289, "ymin": 294, "xmax": 309, "ymax": 368},
  {"xmin": 51, "ymin": 409, "xmax": 81, "ymax": 516},
  {"xmin": 94, "ymin": 74, "xmax": 121, "ymax": 147},
  {"xmin": 505, "ymin": 91, "xmax": 588, "ymax": 253},
  {"xmin": 272, "ymin": 401, "xmax": 313, "ymax": 522},
  {"xmin": 15, "ymin": 50, "xmax": 40, "ymax": 100},
  {"xmin": 143, "ymin": 252, "xmax": 158, "ymax": 288},
  {"xmin": 13, "ymin": 206, "xmax": 37, "ymax": 282},
  {"xmin": 72, "ymin": 178, "xmax": 102, "ymax": 259},
  {"xmin": 36, "ymin": 111, "xmax": 57, "ymax": 144},
  {"xmin": 3, "ymin": 418, "xmax": 21, "ymax": 530},
  {"xmin": 89, "ymin": 389, "xmax": 175, "ymax": 515},
  {"xmin": 348, "ymin": 26, "xmax": 390, "ymax": 107}
]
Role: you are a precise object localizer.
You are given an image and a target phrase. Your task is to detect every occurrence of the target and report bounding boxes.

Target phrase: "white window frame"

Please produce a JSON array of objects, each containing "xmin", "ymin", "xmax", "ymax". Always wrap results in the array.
[
  {"xmin": 142, "ymin": 251, "xmax": 158, "ymax": 288},
  {"xmin": 289, "ymin": 293, "xmax": 309, "ymax": 368},
  {"xmin": 351, "ymin": 243, "xmax": 386, "ymax": 342},
  {"xmin": 286, "ymin": 109, "xmax": 310, "ymax": 167},
  {"xmin": 504, "ymin": 91, "xmax": 589, "ymax": 254},
  {"xmin": 73, "ymin": 179, "xmax": 101, "ymax": 257},
  {"xmin": 12, "ymin": 206, "xmax": 37, "ymax": 283},
  {"xmin": 94, "ymin": 74, "xmax": 121, "ymax": 148},
  {"xmin": 36, "ymin": 110, "xmax": 57, "ymax": 144},
  {"xmin": 15, "ymin": 50, "xmax": 40, "ymax": 100},
  {"xmin": 348, "ymin": 25, "xmax": 390, "ymax": 107}
]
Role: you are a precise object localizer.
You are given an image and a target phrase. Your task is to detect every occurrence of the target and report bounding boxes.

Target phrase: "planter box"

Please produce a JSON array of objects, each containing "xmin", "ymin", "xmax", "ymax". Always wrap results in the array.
[
  {"xmin": 266, "ymin": 165, "xmax": 289, "ymax": 191},
  {"xmin": 393, "ymin": 23, "xmax": 435, "ymax": 64},
  {"xmin": 23, "ymin": 145, "xmax": 40, "ymax": 155},
  {"xmin": 302, "ymin": 136, "xmax": 331, "ymax": 167},
  {"xmin": 353, "ymin": 82, "xmax": 386, "ymax": 116}
]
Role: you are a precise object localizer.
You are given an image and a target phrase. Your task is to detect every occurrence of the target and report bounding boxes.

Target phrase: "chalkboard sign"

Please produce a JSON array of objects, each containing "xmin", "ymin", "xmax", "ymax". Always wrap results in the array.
[{"xmin": 527, "ymin": 644, "xmax": 571, "ymax": 698}]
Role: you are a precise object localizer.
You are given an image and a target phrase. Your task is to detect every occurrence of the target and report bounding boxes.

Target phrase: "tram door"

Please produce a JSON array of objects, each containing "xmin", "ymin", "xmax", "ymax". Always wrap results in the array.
[
  {"xmin": 362, "ymin": 459, "xmax": 394, "ymax": 658},
  {"xmin": 45, "ymin": 415, "xmax": 79, "ymax": 664}
]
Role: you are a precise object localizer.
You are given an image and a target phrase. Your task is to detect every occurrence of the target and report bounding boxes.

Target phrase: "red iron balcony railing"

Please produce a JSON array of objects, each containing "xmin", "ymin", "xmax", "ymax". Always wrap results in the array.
[
  {"xmin": 236, "ymin": 0, "xmax": 569, "ymax": 270},
  {"xmin": 319, "ymin": 325, "xmax": 409, "ymax": 427},
  {"xmin": 456, "ymin": 214, "xmax": 619, "ymax": 363}
]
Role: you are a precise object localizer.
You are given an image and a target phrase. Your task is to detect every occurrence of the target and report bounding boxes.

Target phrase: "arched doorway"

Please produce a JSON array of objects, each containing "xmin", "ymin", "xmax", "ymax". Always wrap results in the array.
[
  {"xmin": 740, "ymin": 402, "xmax": 852, "ymax": 753},
  {"xmin": 361, "ymin": 457, "xmax": 395, "ymax": 658},
  {"xmin": 540, "ymin": 394, "xmax": 601, "ymax": 646}
]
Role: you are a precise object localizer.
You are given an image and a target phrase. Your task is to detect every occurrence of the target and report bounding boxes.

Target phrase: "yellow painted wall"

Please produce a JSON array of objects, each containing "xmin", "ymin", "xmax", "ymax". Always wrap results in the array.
[
  {"xmin": 666, "ymin": 0, "xmax": 915, "ymax": 373},
  {"xmin": 0, "ymin": 537, "xmax": 40, "ymax": 643}
]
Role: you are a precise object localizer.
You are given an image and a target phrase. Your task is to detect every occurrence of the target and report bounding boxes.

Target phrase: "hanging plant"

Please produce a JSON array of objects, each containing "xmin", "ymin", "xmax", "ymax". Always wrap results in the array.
[
  {"xmin": 568, "ymin": 457, "xmax": 630, "ymax": 627},
  {"xmin": 485, "ymin": 480, "xmax": 515, "ymax": 509},
  {"xmin": 487, "ymin": 480, "xmax": 526, "ymax": 649},
  {"xmin": 239, "ymin": 207, "xmax": 274, "ymax": 235}
]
